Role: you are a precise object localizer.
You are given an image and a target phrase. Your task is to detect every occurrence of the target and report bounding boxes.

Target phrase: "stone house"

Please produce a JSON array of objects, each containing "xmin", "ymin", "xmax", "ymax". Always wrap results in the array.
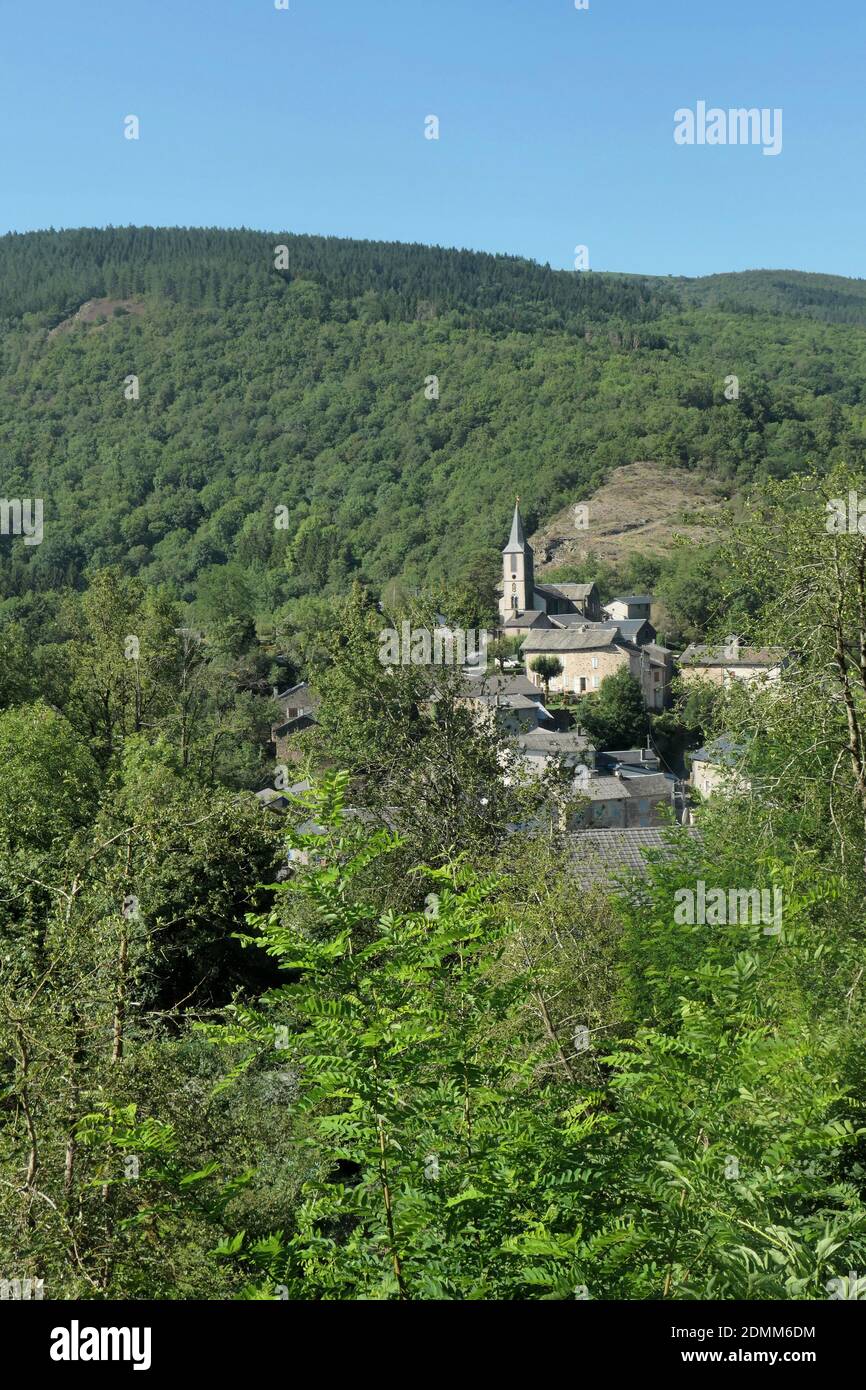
[
  {"xmin": 690, "ymin": 737, "xmax": 752, "ymax": 798},
  {"xmin": 567, "ymin": 770, "xmax": 677, "ymax": 830},
  {"xmin": 678, "ymin": 637, "xmax": 788, "ymax": 688},
  {"xmin": 515, "ymin": 727, "xmax": 596, "ymax": 776},
  {"xmin": 605, "ymin": 594, "xmax": 653, "ymax": 622},
  {"xmin": 451, "ymin": 672, "xmax": 553, "ymax": 735},
  {"xmin": 271, "ymin": 681, "xmax": 318, "ymax": 762},
  {"xmin": 519, "ymin": 627, "xmax": 672, "ymax": 711}
]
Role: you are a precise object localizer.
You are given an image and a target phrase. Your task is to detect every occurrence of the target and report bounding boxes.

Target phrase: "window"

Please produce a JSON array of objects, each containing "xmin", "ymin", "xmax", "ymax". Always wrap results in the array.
[
  {"xmin": 592, "ymin": 675, "xmax": 600, "ymax": 689},
  {"xmin": 591, "ymin": 656, "xmax": 599, "ymax": 669}
]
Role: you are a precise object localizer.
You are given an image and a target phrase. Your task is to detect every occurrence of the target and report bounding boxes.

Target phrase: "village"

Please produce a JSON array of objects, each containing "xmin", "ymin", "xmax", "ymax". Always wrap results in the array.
[{"xmin": 259, "ymin": 499, "xmax": 787, "ymax": 890}]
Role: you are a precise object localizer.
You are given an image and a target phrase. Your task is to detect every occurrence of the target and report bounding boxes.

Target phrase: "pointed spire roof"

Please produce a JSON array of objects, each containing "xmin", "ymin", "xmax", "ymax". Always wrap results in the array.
[{"xmin": 503, "ymin": 497, "xmax": 528, "ymax": 554}]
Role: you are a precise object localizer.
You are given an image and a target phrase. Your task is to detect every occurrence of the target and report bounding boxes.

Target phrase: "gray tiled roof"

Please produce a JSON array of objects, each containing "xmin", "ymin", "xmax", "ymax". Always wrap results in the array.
[
  {"xmin": 543, "ymin": 582, "xmax": 597, "ymax": 600},
  {"xmin": 599, "ymin": 618, "xmax": 655, "ymax": 641},
  {"xmin": 272, "ymin": 713, "xmax": 317, "ymax": 737},
  {"xmin": 460, "ymin": 673, "xmax": 542, "ymax": 699},
  {"xmin": 621, "ymin": 773, "xmax": 676, "ymax": 799},
  {"xmin": 643, "ymin": 643, "xmax": 672, "ymax": 662},
  {"xmin": 691, "ymin": 736, "xmax": 748, "ymax": 765},
  {"xmin": 580, "ymin": 776, "xmax": 632, "ymax": 800},
  {"xmin": 502, "ymin": 609, "xmax": 553, "ymax": 630},
  {"xmin": 569, "ymin": 827, "xmax": 697, "ymax": 888},
  {"xmin": 503, "ymin": 502, "xmax": 528, "ymax": 553},
  {"xmin": 679, "ymin": 643, "xmax": 787, "ymax": 667},
  {"xmin": 598, "ymin": 748, "xmax": 658, "ymax": 767},
  {"xmin": 517, "ymin": 728, "xmax": 594, "ymax": 754},
  {"xmin": 520, "ymin": 629, "xmax": 627, "ymax": 654},
  {"xmin": 471, "ymin": 692, "xmax": 540, "ymax": 712}
]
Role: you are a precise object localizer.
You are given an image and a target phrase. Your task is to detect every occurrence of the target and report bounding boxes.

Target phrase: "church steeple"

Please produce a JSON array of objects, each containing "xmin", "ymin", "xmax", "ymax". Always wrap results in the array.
[
  {"xmin": 503, "ymin": 498, "xmax": 527, "ymax": 554},
  {"xmin": 500, "ymin": 497, "xmax": 535, "ymax": 619}
]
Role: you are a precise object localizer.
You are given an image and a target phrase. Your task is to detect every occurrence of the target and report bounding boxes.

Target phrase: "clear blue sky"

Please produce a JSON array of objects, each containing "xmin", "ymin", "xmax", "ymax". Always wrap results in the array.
[{"xmin": 1, "ymin": 0, "xmax": 863, "ymax": 278}]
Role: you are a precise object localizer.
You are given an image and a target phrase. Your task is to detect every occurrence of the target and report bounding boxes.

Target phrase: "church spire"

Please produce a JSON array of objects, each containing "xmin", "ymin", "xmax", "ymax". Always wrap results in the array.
[
  {"xmin": 503, "ymin": 497, "xmax": 527, "ymax": 553},
  {"xmin": 500, "ymin": 495, "xmax": 535, "ymax": 621}
]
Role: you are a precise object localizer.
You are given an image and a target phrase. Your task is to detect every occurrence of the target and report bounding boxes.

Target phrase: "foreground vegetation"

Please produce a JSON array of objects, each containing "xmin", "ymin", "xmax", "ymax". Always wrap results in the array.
[{"xmin": 2, "ymin": 467, "xmax": 866, "ymax": 1299}]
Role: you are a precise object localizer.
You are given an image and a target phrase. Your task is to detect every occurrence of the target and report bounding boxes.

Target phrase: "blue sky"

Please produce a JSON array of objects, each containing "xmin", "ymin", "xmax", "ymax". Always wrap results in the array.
[{"xmin": 1, "ymin": 0, "xmax": 863, "ymax": 277}]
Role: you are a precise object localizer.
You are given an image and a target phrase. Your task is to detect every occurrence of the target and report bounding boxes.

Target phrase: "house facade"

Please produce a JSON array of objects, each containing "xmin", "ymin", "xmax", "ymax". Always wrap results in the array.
[
  {"xmin": 690, "ymin": 738, "xmax": 752, "ymax": 797},
  {"xmin": 519, "ymin": 627, "xmax": 672, "ymax": 711},
  {"xmin": 567, "ymin": 771, "xmax": 677, "ymax": 830},
  {"xmin": 678, "ymin": 638, "xmax": 788, "ymax": 688},
  {"xmin": 605, "ymin": 594, "xmax": 653, "ymax": 622},
  {"xmin": 271, "ymin": 682, "xmax": 319, "ymax": 762}
]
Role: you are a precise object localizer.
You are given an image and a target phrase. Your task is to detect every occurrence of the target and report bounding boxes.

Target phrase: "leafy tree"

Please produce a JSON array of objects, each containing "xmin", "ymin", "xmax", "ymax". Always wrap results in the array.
[
  {"xmin": 578, "ymin": 667, "xmax": 647, "ymax": 750},
  {"xmin": 529, "ymin": 654, "xmax": 563, "ymax": 702},
  {"xmin": 201, "ymin": 776, "xmax": 617, "ymax": 1300}
]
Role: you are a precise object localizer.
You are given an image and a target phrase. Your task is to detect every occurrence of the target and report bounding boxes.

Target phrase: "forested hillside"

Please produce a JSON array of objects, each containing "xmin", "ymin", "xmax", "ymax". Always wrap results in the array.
[
  {"xmin": 3, "ymin": 230, "xmax": 866, "ymax": 1303},
  {"xmin": 2, "ymin": 228, "xmax": 866, "ymax": 620}
]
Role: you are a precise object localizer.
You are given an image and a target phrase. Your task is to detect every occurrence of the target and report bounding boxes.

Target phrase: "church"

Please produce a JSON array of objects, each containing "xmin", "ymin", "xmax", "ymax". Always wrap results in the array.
[
  {"xmin": 497, "ymin": 499, "xmax": 603, "ymax": 635},
  {"xmin": 496, "ymin": 499, "xmax": 672, "ymax": 711}
]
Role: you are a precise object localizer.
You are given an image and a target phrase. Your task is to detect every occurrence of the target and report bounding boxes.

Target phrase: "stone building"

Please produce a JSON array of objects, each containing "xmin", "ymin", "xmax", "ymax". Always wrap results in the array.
[
  {"xmin": 678, "ymin": 637, "xmax": 788, "ymax": 688},
  {"xmin": 497, "ymin": 500, "xmax": 602, "ymax": 634},
  {"xmin": 519, "ymin": 627, "xmax": 672, "ymax": 711},
  {"xmin": 605, "ymin": 594, "xmax": 653, "ymax": 622},
  {"xmin": 567, "ymin": 770, "xmax": 678, "ymax": 830}
]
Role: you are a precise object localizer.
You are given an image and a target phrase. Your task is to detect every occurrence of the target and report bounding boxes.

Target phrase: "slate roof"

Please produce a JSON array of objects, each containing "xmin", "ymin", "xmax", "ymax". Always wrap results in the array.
[
  {"xmin": 272, "ymin": 713, "xmax": 317, "ymax": 738},
  {"xmin": 691, "ymin": 736, "xmax": 748, "ymax": 765},
  {"xmin": 643, "ymin": 643, "xmax": 673, "ymax": 666},
  {"xmin": 501, "ymin": 609, "xmax": 554, "ymax": 630},
  {"xmin": 597, "ymin": 748, "xmax": 660, "ymax": 770},
  {"xmin": 517, "ymin": 728, "xmax": 595, "ymax": 755},
  {"xmin": 460, "ymin": 673, "xmax": 542, "ymax": 700},
  {"xmin": 621, "ymin": 772, "xmax": 676, "ymax": 800},
  {"xmin": 610, "ymin": 594, "xmax": 654, "ymax": 606},
  {"xmin": 503, "ymin": 502, "xmax": 528, "ymax": 553},
  {"xmin": 520, "ymin": 629, "xmax": 628, "ymax": 654},
  {"xmin": 569, "ymin": 827, "xmax": 697, "ymax": 889},
  {"xmin": 579, "ymin": 776, "xmax": 632, "ymax": 801},
  {"xmin": 679, "ymin": 643, "xmax": 787, "ymax": 668},
  {"xmin": 275, "ymin": 681, "xmax": 315, "ymax": 703},
  {"xmin": 574, "ymin": 772, "xmax": 676, "ymax": 803},
  {"xmin": 472, "ymin": 692, "xmax": 541, "ymax": 712},
  {"xmin": 542, "ymin": 582, "xmax": 597, "ymax": 601},
  {"xmin": 551, "ymin": 617, "xmax": 655, "ymax": 643}
]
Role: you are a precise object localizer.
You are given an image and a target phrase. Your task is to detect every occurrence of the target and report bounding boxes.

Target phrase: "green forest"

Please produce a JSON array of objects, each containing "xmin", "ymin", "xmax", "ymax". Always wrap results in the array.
[
  {"xmin": 2, "ymin": 230, "xmax": 866, "ymax": 1301},
  {"xmin": 2, "ymin": 228, "xmax": 866, "ymax": 621}
]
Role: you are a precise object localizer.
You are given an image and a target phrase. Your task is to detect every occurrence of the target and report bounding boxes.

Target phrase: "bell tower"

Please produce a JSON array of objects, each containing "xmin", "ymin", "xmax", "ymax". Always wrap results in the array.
[{"xmin": 501, "ymin": 498, "xmax": 535, "ymax": 620}]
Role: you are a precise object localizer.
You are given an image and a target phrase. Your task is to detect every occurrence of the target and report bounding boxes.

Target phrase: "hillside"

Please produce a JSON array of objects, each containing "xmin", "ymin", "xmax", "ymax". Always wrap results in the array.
[
  {"xmin": 675, "ymin": 269, "xmax": 866, "ymax": 326},
  {"xmin": 1, "ymin": 228, "xmax": 866, "ymax": 617},
  {"xmin": 531, "ymin": 461, "xmax": 727, "ymax": 573}
]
